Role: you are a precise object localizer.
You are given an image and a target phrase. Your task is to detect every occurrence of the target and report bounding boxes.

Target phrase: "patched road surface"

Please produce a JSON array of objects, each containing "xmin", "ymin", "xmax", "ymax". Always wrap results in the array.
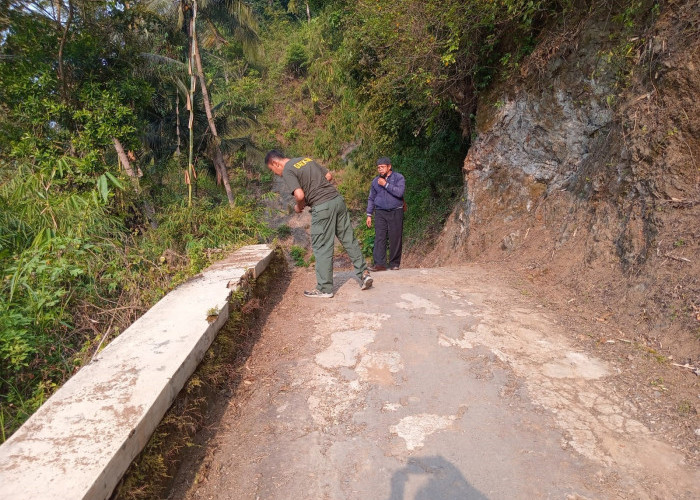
[{"xmin": 171, "ymin": 266, "xmax": 699, "ymax": 500}]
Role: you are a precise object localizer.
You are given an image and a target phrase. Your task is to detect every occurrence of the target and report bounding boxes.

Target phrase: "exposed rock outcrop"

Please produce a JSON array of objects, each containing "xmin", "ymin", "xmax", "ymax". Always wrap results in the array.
[{"xmin": 418, "ymin": 1, "xmax": 700, "ymax": 360}]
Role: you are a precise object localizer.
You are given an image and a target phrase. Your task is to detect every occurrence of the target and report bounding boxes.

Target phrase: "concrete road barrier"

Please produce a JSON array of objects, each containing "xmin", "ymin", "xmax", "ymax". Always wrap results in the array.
[{"xmin": 0, "ymin": 244, "xmax": 274, "ymax": 500}]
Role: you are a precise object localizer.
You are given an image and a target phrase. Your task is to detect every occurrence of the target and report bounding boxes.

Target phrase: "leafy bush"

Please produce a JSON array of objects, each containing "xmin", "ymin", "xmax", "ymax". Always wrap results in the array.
[
  {"xmin": 286, "ymin": 42, "xmax": 309, "ymax": 76},
  {"xmin": 355, "ymin": 224, "xmax": 375, "ymax": 259},
  {"xmin": 276, "ymin": 224, "xmax": 292, "ymax": 238},
  {"xmin": 289, "ymin": 245, "xmax": 310, "ymax": 267},
  {"xmin": 151, "ymin": 199, "xmax": 269, "ymax": 252},
  {"xmin": 284, "ymin": 128, "xmax": 301, "ymax": 142},
  {"xmin": 0, "ymin": 229, "xmax": 125, "ymax": 436},
  {"xmin": 0, "ymin": 162, "xmax": 270, "ymax": 441}
]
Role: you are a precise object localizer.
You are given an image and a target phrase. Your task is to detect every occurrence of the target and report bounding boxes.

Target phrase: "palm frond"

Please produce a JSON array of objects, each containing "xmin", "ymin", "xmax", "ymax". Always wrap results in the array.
[
  {"xmin": 139, "ymin": 52, "xmax": 188, "ymax": 71},
  {"xmin": 226, "ymin": 0, "xmax": 258, "ymax": 34},
  {"xmin": 200, "ymin": 18, "xmax": 229, "ymax": 49},
  {"xmin": 220, "ymin": 136, "xmax": 256, "ymax": 152},
  {"xmin": 173, "ymin": 77, "xmax": 190, "ymax": 100},
  {"xmin": 146, "ymin": 0, "xmax": 179, "ymax": 17}
]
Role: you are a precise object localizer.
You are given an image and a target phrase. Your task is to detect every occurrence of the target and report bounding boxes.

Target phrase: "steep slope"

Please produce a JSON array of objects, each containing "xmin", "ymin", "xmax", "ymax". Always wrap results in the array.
[{"xmin": 417, "ymin": 1, "xmax": 699, "ymax": 364}]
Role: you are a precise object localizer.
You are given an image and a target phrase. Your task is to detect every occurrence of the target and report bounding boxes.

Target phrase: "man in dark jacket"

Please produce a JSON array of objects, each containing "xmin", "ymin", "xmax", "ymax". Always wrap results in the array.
[
  {"xmin": 366, "ymin": 156, "xmax": 405, "ymax": 271},
  {"xmin": 265, "ymin": 150, "xmax": 373, "ymax": 298}
]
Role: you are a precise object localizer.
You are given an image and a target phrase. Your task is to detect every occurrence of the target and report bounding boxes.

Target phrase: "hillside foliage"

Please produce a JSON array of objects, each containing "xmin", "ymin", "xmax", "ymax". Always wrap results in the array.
[
  {"xmin": 1, "ymin": 0, "xmax": 641, "ymax": 444},
  {"xmin": 0, "ymin": 0, "xmax": 270, "ymax": 440}
]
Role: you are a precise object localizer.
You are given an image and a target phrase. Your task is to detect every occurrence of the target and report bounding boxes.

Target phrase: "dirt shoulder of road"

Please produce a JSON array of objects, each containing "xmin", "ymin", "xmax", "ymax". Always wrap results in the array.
[{"xmin": 451, "ymin": 257, "xmax": 700, "ymax": 469}]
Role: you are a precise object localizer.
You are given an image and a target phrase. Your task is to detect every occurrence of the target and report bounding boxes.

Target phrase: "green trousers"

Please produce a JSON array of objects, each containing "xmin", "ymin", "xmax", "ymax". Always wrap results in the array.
[{"xmin": 310, "ymin": 195, "xmax": 367, "ymax": 293}]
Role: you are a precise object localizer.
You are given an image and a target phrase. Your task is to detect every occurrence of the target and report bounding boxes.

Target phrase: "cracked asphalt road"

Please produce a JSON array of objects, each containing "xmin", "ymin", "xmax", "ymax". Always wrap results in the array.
[{"xmin": 170, "ymin": 265, "xmax": 699, "ymax": 500}]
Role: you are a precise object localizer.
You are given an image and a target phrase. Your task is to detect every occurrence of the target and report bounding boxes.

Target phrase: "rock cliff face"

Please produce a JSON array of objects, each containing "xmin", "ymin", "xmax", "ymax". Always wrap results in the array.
[{"xmin": 419, "ymin": 1, "xmax": 699, "ymax": 359}]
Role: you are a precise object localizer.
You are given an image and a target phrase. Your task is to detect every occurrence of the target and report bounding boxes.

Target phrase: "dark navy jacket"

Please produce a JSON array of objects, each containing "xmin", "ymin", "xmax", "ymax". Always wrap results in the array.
[{"xmin": 366, "ymin": 171, "xmax": 406, "ymax": 215}]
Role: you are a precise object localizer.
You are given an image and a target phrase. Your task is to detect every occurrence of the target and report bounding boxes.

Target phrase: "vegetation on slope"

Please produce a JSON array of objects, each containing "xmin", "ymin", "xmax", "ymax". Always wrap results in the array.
[
  {"xmin": 0, "ymin": 0, "xmax": 270, "ymax": 440},
  {"xmin": 251, "ymin": 0, "xmax": 567, "ymax": 241},
  {"xmin": 2, "ymin": 0, "xmax": 647, "ymax": 443}
]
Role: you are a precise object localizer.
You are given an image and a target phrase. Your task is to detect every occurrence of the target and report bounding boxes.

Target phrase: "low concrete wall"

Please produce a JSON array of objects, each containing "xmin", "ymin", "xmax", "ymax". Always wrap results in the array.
[{"xmin": 0, "ymin": 244, "xmax": 275, "ymax": 500}]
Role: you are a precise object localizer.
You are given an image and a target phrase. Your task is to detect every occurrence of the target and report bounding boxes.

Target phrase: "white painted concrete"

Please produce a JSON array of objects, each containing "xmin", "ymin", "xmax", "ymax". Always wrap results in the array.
[{"xmin": 0, "ymin": 244, "xmax": 274, "ymax": 500}]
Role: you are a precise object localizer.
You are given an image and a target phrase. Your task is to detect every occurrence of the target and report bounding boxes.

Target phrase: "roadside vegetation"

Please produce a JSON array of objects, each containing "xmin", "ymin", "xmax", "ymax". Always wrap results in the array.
[
  {"xmin": 254, "ymin": 0, "xmax": 566, "ymax": 241},
  {"xmin": 0, "ymin": 0, "xmax": 270, "ymax": 441},
  {"xmin": 2, "ymin": 0, "xmax": 657, "ymax": 444}
]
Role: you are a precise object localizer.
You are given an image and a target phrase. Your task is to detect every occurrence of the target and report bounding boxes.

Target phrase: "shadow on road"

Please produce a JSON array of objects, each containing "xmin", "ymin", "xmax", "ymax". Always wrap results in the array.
[
  {"xmin": 331, "ymin": 269, "xmax": 358, "ymax": 294},
  {"xmin": 388, "ymin": 456, "xmax": 488, "ymax": 500}
]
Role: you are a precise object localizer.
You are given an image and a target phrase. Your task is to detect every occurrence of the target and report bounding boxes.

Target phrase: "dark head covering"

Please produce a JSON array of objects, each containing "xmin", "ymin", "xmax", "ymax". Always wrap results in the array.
[{"xmin": 376, "ymin": 156, "xmax": 391, "ymax": 166}]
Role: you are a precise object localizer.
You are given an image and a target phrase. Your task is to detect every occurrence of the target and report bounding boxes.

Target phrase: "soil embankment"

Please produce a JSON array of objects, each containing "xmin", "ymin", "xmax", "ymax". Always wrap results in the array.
[{"xmin": 412, "ymin": 0, "xmax": 699, "ymax": 389}]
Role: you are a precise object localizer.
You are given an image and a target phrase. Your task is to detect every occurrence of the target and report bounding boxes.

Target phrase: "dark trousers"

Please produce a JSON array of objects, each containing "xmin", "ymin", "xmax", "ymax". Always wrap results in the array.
[{"xmin": 373, "ymin": 208, "xmax": 404, "ymax": 268}]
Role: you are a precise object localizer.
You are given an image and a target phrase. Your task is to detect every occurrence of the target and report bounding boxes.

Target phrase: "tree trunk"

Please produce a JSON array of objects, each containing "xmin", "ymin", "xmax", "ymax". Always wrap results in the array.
[
  {"xmin": 305, "ymin": 1, "xmax": 311, "ymax": 23},
  {"xmin": 53, "ymin": 0, "xmax": 61, "ymax": 30},
  {"xmin": 187, "ymin": 9, "xmax": 197, "ymax": 207},
  {"xmin": 57, "ymin": 0, "xmax": 74, "ymax": 102},
  {"xmin": 192, "ymin": 26, "xmax": 235, "ymax": 206},
  {"xmin": 112, "ymin": 137, "xmax": 140, "ymax": 190},
  {"xmin": 175, "ymin": 92, "xmax": 181, "ymax": 156}
]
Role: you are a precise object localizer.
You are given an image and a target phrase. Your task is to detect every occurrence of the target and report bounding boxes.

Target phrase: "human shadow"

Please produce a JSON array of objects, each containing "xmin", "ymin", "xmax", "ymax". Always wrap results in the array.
[
  {"xmin": 388, "ymin": 456, "xmax": 489, "ymax": 500},
  {"xmin": 331, "ymin": 269, "xmax": 357, "ymax": 294}
]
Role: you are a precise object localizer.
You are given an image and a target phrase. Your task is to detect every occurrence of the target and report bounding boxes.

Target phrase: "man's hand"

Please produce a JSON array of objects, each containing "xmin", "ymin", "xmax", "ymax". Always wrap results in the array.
[
  {"xmin": 377, "ymin": 177, "xmax": 387, "ymax": 187},
  {"xmin": 366, "ymin": 215, "xmax": 372, "ymax": 228},
  {"xmin": 293, "ymin": 188, "xmax": 306, "ymax": 213}
]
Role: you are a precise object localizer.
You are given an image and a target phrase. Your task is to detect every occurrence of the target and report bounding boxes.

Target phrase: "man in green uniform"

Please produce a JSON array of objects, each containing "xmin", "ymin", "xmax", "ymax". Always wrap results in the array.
[{"xmin": 265, "ymin": 150, "xmax": 373, "ymax": 298}]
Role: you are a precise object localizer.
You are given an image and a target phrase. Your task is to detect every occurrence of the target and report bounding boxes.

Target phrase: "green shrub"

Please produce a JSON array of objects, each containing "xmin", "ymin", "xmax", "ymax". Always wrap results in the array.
[
  {"xmin": 284, "ymin": 128, "xmax": 300, "ymax": 142},
  {"xmin": 276, "ymin": 224, "xmax": 292, "ymax": 238},
  {"xmin": 355, "ymin": 224, "xmax": 375, "ymax": 259},
  {"xmin": 289, "ymin": 245, "xmax": 310, "ymax": 267},
  {"xmin": 150, "ymin": 199, "xmax": 270, "ymax": 253},
  {"xmin": 286, "ymin": 43, "xmax": 309, "ymax": 77},
  {"xmin": 0, "ymin": 168, "xmax": 272, "ymax": 442}
]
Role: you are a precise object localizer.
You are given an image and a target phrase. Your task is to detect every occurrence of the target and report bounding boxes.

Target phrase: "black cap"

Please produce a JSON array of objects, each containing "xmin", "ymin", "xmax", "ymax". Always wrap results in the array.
[{"xmin": 377, "ymin": 156, "xmax": 391, "ymax": 166}]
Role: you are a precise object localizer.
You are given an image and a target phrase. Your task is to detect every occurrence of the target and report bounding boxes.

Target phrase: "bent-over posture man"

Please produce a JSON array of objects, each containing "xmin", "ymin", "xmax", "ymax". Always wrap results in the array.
[
  {"xmin": 265, "ymin": 150, "xmax": 373, "ymax": 298},
  {"xmin": 366, "ymin": 156, "xmax": 405, "ymax": 271}
]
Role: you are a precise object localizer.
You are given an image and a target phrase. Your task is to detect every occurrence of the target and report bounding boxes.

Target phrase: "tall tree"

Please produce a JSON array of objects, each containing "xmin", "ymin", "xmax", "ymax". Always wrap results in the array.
[
  {"xmin": 191, "ymin": 1, "xmax": 234, "ymax": 204},
  {"xmin": 146, "ymin": 0, "xmax": 259, "ymax": 206}
]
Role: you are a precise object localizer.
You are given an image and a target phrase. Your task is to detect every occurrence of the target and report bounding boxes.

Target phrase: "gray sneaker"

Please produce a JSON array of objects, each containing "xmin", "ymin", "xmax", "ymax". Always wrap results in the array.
[
  {"xmin": 304, "ymin": 289, "xmax": 334, "ymax": 298},
  {"xmin": 360, "ymin": 271, "xmax": 373, "ymax": 290}
]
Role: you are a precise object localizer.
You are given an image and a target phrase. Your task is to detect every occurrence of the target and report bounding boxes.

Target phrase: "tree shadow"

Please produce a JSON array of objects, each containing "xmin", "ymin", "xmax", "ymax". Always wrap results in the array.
[{"xmin": 388, "ymin": 456, "xmax": 489, "ymax": 500}]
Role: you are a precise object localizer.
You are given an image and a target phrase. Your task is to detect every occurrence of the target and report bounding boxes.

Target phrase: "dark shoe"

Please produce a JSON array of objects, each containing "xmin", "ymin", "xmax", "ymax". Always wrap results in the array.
[
  {"xmin": 304, "ymin": 289, "xmax": 334, "ymax": 298},
  {"xmin": 361, "ymin": 271, "xmax": 373, "ymax": 290},
  {"xmin": 389, "ymin": 266, "xmax": 400, "ymax": 270},
  {"xmin": 369, "ymin": 265, "xmax": 387, "ymax": 272}
]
